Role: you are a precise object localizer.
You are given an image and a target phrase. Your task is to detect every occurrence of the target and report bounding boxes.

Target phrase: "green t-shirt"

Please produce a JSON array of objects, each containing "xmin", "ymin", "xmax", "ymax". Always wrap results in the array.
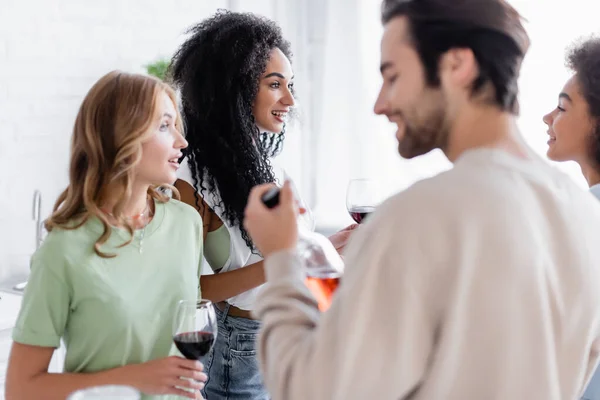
[{"xmin": 13, "ymin": 199, "xmax": 203, "ymax": 394}]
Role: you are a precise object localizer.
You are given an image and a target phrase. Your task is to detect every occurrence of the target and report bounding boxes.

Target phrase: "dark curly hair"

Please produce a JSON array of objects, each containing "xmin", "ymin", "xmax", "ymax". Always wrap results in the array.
[
  {"xmin": 169, "ymin": 10, "xmax": 292, "ymax": 249},
  {"xmin": 566, "ymin": 37, "xmax": 600, "ymax": 167}
]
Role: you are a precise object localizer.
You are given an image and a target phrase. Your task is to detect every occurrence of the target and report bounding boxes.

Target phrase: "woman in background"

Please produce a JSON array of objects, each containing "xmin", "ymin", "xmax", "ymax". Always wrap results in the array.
[
  {"xmin": 543, "ymin": 36, "xmax": 600, "ymax": 400},
  {"xmin": 5, "ymin": 71, "xmax": 205, "ymax": 400},
  {"xmin": 169, "ymin": 10, "xmax": 356, "ymax": 400}
]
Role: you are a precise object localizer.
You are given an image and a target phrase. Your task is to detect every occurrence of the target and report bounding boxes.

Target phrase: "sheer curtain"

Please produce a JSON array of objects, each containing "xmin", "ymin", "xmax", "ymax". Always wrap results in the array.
[
  {"xmin": 311, "ymin": 0, "xmax": 451, "ymax": 230},
  {"xmin": 311, "ymin": 0, "xmax": 598, "ymax": 231}
]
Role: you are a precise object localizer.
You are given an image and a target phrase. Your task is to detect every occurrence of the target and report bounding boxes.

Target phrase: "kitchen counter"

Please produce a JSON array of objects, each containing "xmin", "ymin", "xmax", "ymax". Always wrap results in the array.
[{"xmin": 0, "ymin": 293, "xmax": 21, "ymax": 332}]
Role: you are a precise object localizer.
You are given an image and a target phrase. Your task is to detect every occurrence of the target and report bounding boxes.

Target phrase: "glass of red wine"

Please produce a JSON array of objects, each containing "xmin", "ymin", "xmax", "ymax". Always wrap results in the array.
[
  {"xmin": 346, "ymin": 179, "xmax": 380, "ymax": 224},
  {"xmin": 173, "ymin": 299, "xmax": 217, "ymax": 362}
]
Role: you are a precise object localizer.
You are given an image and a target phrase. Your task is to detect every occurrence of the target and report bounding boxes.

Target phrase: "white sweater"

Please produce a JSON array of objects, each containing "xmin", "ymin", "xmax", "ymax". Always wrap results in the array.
[
  {"xmin": 254, "ymin": 148, "xmax": 600, "ymax": 400},
  {"xmin": 591, "ymin": 184, "xmax": 600, "ymax": 200}
]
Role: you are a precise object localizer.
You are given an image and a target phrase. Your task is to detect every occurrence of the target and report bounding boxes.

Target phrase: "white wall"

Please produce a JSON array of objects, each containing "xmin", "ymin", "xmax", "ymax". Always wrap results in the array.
[
  {"xmin": 5, "ymin": 0, "xmax": 591, "ymax": 270},
  {"xmin": 310, "ymin": 0, "xmax": 600, "ymax": 230},
  {"xmin": 0, "ymin": 0, "xmax": 317, "ymax": 275}
]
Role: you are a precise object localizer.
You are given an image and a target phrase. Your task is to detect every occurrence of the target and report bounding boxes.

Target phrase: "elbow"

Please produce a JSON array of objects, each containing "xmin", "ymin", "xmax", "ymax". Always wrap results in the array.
[
  {"xmin": 5, "ymin": 342, "xmax": 55, "ymax": 399},
  {"xmin": 5, "ymin": 377, "xmax": 27, "ymax": 400},
  {"xmin": 5, "ymin": 364, "xmax": 42, "ymax": 400},
  {"xmin": 6, "ymin": 372, "xmax": 48, "ymax": 400},
  {"xmin": 5, "ymin": 364, "xmax": 18, "ymax": 400}
]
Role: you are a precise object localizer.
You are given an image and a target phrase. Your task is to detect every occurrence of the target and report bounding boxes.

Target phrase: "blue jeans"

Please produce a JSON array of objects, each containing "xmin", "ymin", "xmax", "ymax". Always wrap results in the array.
[
  {"xmin": 583, "ymin": 367, "xmax": 600, "ymax": 400},
  {"xmin": 202, "ymin": 304, "xmax": 269, "ymax": 400}
]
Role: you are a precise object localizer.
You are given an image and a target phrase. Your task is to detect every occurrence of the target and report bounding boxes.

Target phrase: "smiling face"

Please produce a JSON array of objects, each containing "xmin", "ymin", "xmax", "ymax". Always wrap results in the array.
[
  {"xmin": 543, "ymin": 75, "xmax": 596, "ymax": 164},
  {"xmin": 252, "ymin": 47, "xmax": 295, "ymax": 134},
  {"xmin": 373, "ymin": 16, "xmax": 452, "ymax": 159}
]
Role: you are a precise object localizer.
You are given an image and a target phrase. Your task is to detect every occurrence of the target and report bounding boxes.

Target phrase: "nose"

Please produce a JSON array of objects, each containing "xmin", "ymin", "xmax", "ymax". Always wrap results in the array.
[
  {"xmin": 175, "ymin": 130, "xmax": 188, "ymax": 150},
  {"xmin": 373, "ymin": 87, "xmax": 388, "ymax": 116},
  {"xmin": 282, "ymin": 87, "xmax": 295, "ymax": 107},
  {"xmin": 542, "ymin": 110, "xmax": 553, "ymax": 126}
]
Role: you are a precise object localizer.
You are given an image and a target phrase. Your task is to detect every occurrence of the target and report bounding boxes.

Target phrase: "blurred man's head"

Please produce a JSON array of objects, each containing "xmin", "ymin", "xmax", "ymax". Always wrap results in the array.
[{"xmin": 374, "ymin": 0, "xmax": 529, "ymax": 159}]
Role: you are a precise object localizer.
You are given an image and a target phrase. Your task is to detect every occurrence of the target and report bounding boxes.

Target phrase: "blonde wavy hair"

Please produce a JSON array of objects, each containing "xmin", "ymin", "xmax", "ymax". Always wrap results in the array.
[{"xmin": 46, "ymin": 70, "xmax": 182, "ymax": 257}]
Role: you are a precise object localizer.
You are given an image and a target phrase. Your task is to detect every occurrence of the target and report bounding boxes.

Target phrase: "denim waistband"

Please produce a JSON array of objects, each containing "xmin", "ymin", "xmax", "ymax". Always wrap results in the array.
[{"xmin": 215, "ymin": 302, "xmax": 262, "ymax": 330}]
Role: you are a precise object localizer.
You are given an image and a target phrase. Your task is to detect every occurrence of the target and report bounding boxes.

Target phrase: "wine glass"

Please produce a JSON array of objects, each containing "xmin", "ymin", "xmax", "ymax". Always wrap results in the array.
[
  {"xmin": 173, "ymin": 299, "xmax": 218, "ymax": 362},
  {"xmin": 346, "ymin": 179, "xmax": 380, "ymax": 224},
  {"xmin": 282, "ymin": 171, "xmax": 315, "ymax": 232},
  {"xmin": 262, "ymin": 187, "xmax": 344, "ymax": 312}
]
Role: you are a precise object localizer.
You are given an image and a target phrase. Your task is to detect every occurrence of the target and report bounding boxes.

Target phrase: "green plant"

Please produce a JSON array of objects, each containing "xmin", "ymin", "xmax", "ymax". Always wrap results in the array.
[{"xmin": 145, "ymin": 58, "xmax": 170, "ymax": 81}]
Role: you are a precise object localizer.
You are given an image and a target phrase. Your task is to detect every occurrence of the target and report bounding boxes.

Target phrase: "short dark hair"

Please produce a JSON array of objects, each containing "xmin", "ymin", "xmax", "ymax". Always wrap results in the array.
[
  {"xmin": 381, "ymin": 0, "xmax": 526, "ymax": 114},
  {"xmin": 566, "ymin": 37, "xmax": 600, "ymax": 166}
]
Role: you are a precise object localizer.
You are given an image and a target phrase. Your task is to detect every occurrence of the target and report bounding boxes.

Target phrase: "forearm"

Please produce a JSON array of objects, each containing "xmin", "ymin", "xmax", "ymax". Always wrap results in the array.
[
  {"xmin": 254, "ymin": 248, "xmax": 432, "ymax": 400},
  {"xmin": 7, "ymin": 366, "xmax": 129, "ymax": 400},
  {"xmin": 200, "ymin": 260, "xmax": 266, "ymax": 302},
  {"xmin": 253, "ymin": 251, "xmax": 322, "ymax": 400}
]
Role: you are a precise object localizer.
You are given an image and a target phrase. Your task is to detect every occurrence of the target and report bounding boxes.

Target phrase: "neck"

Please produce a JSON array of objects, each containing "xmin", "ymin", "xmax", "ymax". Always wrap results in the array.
[
  {"xmin": 444, "ymin": 104, "xmax": 530, "ymax": 163},
  {"xmin": 579, "ymin": 162, "xmax": 600, "ymax": 187},
  {"xmin": 102, "ymin": 183, "xmax": 150, "ymax": 217}
]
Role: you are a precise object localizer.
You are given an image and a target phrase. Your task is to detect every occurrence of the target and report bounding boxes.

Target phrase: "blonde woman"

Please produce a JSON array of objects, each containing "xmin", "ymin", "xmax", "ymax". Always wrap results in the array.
[{"xmin": 5, "ymin": 71, "xmax": 206, "ymax": 400}]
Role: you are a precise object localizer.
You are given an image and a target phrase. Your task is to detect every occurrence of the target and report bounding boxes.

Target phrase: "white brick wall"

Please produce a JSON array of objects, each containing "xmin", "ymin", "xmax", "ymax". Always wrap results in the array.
[{"xmin": 0, "ymin": 0, "xmax": 315, "ymax": 277}]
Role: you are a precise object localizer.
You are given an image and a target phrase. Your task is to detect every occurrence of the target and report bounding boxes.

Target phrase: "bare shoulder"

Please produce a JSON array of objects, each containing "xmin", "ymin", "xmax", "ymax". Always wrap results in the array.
[{"xmin": 173, "ymin": 179, "xmax": 223, "ymax": 232}]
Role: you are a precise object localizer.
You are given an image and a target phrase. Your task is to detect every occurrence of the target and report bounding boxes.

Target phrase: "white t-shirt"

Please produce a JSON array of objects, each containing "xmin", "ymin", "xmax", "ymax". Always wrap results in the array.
[
  {"xmin": 254, "ymin": 148, "xmax": 600, "ymax": 400},
  {"xmin": 177, "ymin": 156, "xmax": 284, "ymax": 310}
]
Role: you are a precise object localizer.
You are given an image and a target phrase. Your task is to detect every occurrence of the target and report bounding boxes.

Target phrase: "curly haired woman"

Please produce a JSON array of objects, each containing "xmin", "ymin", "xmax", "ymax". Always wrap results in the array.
[
  {"xmin": 169, "ymin": 10, "xmax": 356, "ymax": 400},
  {"xmin": 543, "ymin": 36, "xmax": 600, "ymax": 400}
]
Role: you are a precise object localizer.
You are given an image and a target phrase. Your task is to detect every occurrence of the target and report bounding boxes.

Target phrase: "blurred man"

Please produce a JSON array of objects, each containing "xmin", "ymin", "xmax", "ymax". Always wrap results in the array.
[{"xmin": 245, "ymin": 1, "xmax": 600, "ymax": 399}]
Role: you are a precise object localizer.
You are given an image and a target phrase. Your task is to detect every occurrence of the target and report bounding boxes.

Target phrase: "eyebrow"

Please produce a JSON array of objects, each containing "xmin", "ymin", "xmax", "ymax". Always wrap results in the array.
[
  {"xmin": 163, "ymin": 112, "xmax": 174, "ymax": 119},
  {"xmin": 380, "ymin": 61, "xmax": 393, "ymax": 75},
  {"xmin": 559, "ymin": 92, "xmax": 572, "ymax": 102},
  {"xmin": 263, "ymin": 72, "xmax": 294, "ymax": 80}
]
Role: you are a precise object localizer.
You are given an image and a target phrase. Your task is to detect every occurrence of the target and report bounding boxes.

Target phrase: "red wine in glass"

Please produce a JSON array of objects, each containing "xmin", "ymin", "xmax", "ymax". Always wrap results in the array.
[
  {"xmin": 173, "ymin": 331, "xmax": 215, "ymax": 360},
  {"xmin": 173, "ymin": 300, "xmax": 217, "ymax": 361},
  {"xmin": 346, "ymin": 179, "xmax": 381, "ymax": 224},
  {"xmin": 348, "ymin": 206, "xmax": 376, "ymax": 224}
]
